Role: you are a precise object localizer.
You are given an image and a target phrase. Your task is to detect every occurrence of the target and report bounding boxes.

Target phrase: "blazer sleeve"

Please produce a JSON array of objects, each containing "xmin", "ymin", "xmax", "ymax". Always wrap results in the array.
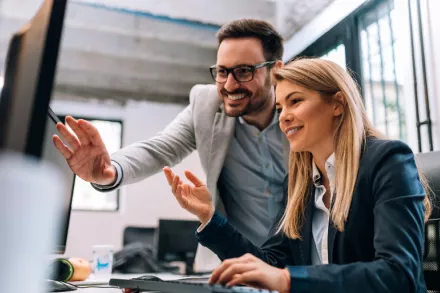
[
  {"xmin": 196, "ymin": 177, "xmax": 294, "ymax": 268},
  {"xmin": 106, "ymin": 86, "xmax": 200, "ymax": 187},
  {"xmin": 287, "ymin": 140, "xmax": 427, "ymax": 293}
]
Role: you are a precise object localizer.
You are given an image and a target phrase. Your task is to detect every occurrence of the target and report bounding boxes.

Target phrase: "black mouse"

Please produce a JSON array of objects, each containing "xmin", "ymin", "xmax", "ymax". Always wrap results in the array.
[{"xmin": 136, "ymin": 275, "xmax": 164, "ymax": 282}]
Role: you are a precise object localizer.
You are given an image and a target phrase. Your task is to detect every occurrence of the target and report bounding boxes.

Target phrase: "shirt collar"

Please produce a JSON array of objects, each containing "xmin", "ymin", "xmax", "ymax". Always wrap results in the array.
[
  {"xmin": 238, "ymin": 109, "xmax": 279, "ymax": 127},
  {"xmin": 312, "ymin": 153, "xmax": 336, "ymax": 184}
]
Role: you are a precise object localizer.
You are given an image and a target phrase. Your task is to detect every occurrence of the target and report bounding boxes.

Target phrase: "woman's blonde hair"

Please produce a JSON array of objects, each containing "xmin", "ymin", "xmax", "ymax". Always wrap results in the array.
[{"xmin": 273, "ymin": 58, "xmax": 431, "ymax": 239}]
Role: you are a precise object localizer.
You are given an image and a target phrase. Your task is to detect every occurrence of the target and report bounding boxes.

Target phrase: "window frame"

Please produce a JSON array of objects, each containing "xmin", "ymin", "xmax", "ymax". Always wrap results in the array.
[{"xmin": 292, "ymin": 0, "xmax": 434, "ymax": 152}]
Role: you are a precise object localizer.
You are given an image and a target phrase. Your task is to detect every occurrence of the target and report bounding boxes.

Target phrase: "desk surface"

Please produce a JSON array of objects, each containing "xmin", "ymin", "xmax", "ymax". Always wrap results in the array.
[
  {"xmin": 73, "ymin": 272, "xmax": 211, "ymax": 293},
  {"xmin": 77, "ymin": 288, "xmax": 120, "ymax": 293}
]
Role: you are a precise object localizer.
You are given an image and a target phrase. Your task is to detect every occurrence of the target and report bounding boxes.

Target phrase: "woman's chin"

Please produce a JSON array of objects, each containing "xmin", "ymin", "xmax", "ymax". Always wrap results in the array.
[{"xmin": 289, "ymin": 142, "xmax": 307, "ymax": 153}]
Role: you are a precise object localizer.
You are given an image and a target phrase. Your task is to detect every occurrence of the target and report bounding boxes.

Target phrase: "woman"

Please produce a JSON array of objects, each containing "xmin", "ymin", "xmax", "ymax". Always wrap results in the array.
[{"xmin": 163, "ymin": 58, "xmax": 431, "ymax": 293}]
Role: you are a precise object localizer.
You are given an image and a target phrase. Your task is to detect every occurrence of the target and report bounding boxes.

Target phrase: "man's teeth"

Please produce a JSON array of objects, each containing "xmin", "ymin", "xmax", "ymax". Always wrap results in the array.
[
  {"xmin": 228, "ymin": 94, "xmax": 246, "ymax": 100},
  {"xmin": 287, "ymin": 127, "xmax": 303, "ymax": 135}
]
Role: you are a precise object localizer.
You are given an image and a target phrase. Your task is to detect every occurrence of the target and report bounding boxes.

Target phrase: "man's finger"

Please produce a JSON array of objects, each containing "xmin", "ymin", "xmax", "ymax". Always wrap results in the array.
[
  {"xmin": 184, "ymin": 170, "xmax": 204, "ymax": 187},
  {"xmin": 77, "ymin": 119, "xmax": 106, "ymax": 148},
  {"xmin": 53, "ymin": 135, "xmax": 73, "ymax": 160},
  {"xmin": 56, "ymin": 123, "xmax": 81, "ymax": 151},
  {"xmin": 66, "ymin": 116, "xmax": 90, "ymax": 146}
]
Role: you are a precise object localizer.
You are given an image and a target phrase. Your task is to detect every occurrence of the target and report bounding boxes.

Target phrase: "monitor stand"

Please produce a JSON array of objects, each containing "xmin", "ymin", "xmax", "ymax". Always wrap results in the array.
[
  {"xmin": 184, "ymin": 255, "xmax": 195, "ymax": 275},
  {"xmin": 45, "ymin": 279, "xmax": 77, "ymax": 292}
]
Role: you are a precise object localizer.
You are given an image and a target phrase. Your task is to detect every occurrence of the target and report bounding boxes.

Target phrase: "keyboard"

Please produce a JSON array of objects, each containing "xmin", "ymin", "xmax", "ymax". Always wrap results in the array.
[{"xmin": 109, "ymin": 277, "xmax": 279, "ymax": 293}]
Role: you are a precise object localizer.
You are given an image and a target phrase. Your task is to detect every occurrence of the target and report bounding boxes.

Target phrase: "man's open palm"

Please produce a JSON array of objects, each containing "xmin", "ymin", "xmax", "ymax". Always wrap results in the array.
[{"xmin": 52, "ymin": 116, "xmax": 116, "ymax": 185}]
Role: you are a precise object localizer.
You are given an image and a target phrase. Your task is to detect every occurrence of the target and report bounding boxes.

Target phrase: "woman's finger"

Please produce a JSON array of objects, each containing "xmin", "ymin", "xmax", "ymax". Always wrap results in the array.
[
  {"xmin": 226, "ymin": 270, "xmax": 262, "ymax": 288},
  {"xmin": 162, "ymin": 167, "xmax": 174, "ymax": 185},
  {"xmin": 175, "ymin": 185, "xmax": 186, "ymax": 206},
  {"xmin": 209, "ymin": 258, "xmax": 242, "ymax": 284},
  {"xmin": 184, "ymin": 170, "xmax": 204, "ymax": 187},
  {"xmin": 184, "ymin": 185, "xmax": 191, "ymax": 197},
  {"xmin": 172, "ymin": 175, "xmax": 179, "ymax": 194},
  {"xmin": 216, "ymin": 263, "xmax": 257, "ymax": 285}
]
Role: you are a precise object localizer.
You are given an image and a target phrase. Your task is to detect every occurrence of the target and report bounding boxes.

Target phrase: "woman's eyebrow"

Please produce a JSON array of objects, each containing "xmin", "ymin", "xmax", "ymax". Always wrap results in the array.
[{"xmin": 276, "ymin": 91, "xmax": 304, "ymax": 106}]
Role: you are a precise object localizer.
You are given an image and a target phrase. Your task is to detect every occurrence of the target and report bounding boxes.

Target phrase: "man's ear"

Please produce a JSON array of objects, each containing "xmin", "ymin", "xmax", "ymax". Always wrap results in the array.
[
  {"xmin": 274, "ymin": 60, "xmax": 283, "ymax": 70},
  {"xmin": 270, "ymin": 61, "xmax": 283, "ymax": 85},
  {"xmin": 333, "ymin": 91, "xmax": 345, "ymax": 117}
]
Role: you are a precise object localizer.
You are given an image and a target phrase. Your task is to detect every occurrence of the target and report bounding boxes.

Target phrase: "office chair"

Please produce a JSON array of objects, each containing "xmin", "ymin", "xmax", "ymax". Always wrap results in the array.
[
  {"xmin": 416, "ymin": 151, "xmax": 440, "ymax": 292},
  {"xmin": 123, "ymin": 226, "xmax": 156, "ymax": 247}
]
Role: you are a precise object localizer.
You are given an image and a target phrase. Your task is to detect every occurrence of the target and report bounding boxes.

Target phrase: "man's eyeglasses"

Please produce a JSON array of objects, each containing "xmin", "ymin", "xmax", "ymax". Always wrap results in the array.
[{"xmin": 209, "ymin": 61, "xmax": 276, "ymax": 83}]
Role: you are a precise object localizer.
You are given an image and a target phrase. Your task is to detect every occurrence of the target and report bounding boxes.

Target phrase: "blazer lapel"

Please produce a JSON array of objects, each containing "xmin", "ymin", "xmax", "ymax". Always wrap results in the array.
[
  {"xmin": 298, "ymin": 185, "xmax": 315, "ymax": 265},
  {"xmin": 206, "ymin": 108, "xmax": 235, "ymax": 206},
  {"xmin": 327, "ymin": 198, "xmax": 338, "ymax": 263}
]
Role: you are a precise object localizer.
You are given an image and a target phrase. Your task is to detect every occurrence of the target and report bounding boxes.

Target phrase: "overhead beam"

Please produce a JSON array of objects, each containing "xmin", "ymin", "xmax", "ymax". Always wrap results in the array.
[{"xmin": 71, "ymin": 0, "xmax": 276, "ymax": 26}]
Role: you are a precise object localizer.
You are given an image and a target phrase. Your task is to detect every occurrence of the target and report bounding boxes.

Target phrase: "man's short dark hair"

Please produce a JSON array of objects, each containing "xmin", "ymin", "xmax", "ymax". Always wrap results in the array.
[{"xmin": 216, "ymin": 19, "xmax": 284, "ymax": 61}]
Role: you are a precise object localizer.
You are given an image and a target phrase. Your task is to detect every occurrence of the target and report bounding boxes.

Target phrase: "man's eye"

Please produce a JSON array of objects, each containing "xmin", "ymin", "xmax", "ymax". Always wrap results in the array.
[
  {"xmin": 235, "ymin": 68, "xmax": 252, "ymax": 75},
  {"xmin": 217, "ymin": 69, "xmax": 227, "ymax": 76}
]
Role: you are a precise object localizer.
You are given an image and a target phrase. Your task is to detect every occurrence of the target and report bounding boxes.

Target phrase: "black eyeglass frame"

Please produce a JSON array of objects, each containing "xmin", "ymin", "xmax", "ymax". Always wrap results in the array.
[{"xmin": 209, "ymin": 61, "xmax": 276, "ymax": 83}]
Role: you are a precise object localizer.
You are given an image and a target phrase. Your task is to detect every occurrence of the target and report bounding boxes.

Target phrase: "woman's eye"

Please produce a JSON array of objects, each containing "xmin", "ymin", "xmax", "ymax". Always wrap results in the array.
[
  {"xmin": 291, "ymin": 99, "xmax": 301, "ymax": 105},
  {"xmin": 276, "ymin": 108, "xmax": 282, "ymax": 114}
]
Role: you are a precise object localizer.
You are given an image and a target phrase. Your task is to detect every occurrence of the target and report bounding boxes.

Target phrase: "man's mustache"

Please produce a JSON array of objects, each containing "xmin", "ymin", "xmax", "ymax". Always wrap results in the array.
[{"xmin": 221, "ymin": 89, "xmax": 252, "ymax": 96}]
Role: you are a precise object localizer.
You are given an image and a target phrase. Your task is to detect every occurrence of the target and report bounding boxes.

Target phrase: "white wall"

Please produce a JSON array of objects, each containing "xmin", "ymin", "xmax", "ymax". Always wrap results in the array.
[{"xmin": 51, "ymin": 97, "xmax": 203, "ymax": 260}]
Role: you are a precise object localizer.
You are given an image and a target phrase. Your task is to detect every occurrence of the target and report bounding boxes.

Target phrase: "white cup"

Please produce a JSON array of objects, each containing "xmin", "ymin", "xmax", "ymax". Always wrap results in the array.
[{"xmin": 92, "ymin": 244, "xmax": 114, "ymax": 279}]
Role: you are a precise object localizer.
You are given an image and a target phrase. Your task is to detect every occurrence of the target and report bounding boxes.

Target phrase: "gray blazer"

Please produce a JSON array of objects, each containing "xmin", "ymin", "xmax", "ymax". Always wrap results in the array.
[
  {"xmin": 111, "ymin": 84, "xmax": 289, "ymax": 269},
  {"xmin": 112, "ymin": 84, "xmax": 289, "ymax": 213}
]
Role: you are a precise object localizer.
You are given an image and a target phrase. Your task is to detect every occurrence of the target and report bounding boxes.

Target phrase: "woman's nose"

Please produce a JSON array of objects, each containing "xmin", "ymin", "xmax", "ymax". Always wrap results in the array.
[{"xmin": 279, "ymin": 108, "xmax": 292, "ymax": 124}]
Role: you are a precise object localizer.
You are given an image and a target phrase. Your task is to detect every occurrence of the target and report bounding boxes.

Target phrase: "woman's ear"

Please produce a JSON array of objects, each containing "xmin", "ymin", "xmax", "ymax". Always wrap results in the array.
[{"xmin": 333, "ymin": 91, "xmax": 345, "ymax": 117}]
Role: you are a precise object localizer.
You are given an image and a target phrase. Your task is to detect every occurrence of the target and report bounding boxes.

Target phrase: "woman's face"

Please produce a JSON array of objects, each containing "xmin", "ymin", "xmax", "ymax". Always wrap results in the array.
[{"xmin": 275, "ymin": 80, "xmax": 343, "ymax": 154}]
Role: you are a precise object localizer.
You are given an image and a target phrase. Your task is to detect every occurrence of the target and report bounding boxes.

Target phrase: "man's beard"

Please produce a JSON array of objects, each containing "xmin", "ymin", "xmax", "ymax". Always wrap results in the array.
[{"xmin": 221, "ymin": 77, "xmax": 272, "ymax": 117}]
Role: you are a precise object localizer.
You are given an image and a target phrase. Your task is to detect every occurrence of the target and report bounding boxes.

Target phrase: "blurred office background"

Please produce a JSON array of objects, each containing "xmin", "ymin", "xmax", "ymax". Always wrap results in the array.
[{"xmin": 0, "ymin": 0, "xmax": 438, "ymax": 260}]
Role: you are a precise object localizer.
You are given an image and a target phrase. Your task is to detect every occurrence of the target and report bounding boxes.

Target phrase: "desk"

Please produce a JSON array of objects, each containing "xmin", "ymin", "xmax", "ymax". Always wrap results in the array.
[
  {"xmin": 72, "ymin": 273, "xmax": 139, "ymax": 292},
  {"xmin": 77, "ymin": 288, "xmax": 120, "ymax": 293},
  {"xmin": 72, "ymin": 272, "xmax": 210, "ymax": 293}
]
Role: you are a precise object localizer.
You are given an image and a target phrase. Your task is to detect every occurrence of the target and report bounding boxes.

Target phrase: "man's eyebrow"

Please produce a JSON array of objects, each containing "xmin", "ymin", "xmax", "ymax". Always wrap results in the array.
[{"xmin": 216, "ymin": 63, "xmax": 255, "ymax": 68}]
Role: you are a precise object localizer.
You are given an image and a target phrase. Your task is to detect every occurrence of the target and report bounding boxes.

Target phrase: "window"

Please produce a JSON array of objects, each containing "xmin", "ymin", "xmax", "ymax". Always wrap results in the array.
[
  {"xmin": 359, "ymin": 0, "xmax": 406, "ymax": 141},
  {"xmin": 296, "ymin": 0, "xmax": 435, "ymax": 151},
  {"xmin": 320, "ymin": 44, "xmax": 346, "ymax": 70},
  {"xmin": 60, "ymin": 117, "xmax": 123, "ymax": 211}
]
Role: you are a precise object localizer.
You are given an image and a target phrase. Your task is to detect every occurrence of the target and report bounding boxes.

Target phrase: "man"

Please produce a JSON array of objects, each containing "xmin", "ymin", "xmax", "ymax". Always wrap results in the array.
[{"xmin": 53, "ymin": 19, "xmax": 289, "ymax": 269}]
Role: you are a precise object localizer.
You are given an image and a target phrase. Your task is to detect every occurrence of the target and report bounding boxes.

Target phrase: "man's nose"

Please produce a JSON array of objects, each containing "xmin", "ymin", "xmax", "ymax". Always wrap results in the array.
[{"xmin": 223, "ymin": 73, "xmax": 240, "ymax": 92}]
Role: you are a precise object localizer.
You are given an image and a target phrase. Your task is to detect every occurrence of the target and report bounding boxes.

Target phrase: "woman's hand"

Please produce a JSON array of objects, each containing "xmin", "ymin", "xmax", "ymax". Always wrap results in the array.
[
  {"xmin": 162, "ymin": 167, "xmax": 215, "ymax": 225},
  {"xmin": 209, "ymin": 254, "xmax": 291, "ymax": 293}
]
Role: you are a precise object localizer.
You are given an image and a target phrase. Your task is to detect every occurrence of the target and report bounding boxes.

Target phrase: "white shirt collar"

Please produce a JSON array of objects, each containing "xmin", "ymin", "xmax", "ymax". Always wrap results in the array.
[{"xmin": 312, "ymin": 153, "xmax": 336, "ymax": 184}]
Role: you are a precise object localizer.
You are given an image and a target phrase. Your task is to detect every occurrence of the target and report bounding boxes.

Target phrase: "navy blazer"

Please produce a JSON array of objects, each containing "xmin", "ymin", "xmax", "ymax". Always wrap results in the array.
[{"xmin": 197, "ymin": 138, "xmax": 427, "ymax": 293}]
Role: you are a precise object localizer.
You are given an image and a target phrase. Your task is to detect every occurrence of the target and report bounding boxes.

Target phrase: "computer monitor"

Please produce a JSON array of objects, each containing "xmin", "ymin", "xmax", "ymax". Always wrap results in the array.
[
  {"xmin": 43, "ymin": 107, "xmax": 75, "ymax": 254},
  {"xmin": 0, "ymin": 0, "xmax": 67, "ymax": 158},
  {"xmin": 156, "ymin": 219, "xmax": 200, "ymax": 275}
]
